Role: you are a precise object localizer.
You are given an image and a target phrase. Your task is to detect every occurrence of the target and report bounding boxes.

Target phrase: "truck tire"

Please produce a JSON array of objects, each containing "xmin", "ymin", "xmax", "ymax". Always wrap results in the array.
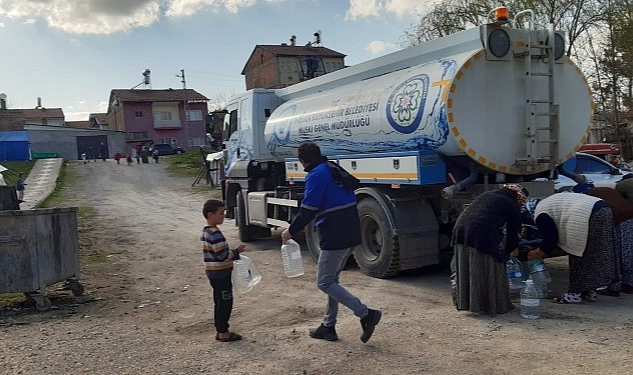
[
  {"xmin": 354, "ymin": 197, "xmax": 400, "ymax": 278},
  {"xmin": 236, "ymin": 191, "xmax": 255, "ymax": 242},
  {"xmin": 306, "ymin": 221, "xmax": 356, "ymax": 269},
  {"xmin": 305, "ymin": 221, "xmax": 321, "ymax": 262}
]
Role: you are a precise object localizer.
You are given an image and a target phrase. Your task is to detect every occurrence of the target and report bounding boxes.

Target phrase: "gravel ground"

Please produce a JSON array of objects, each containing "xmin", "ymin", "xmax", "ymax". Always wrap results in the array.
[{"xmin": 2, "ymin": 159, "xmax": 633, "ymax": 375}]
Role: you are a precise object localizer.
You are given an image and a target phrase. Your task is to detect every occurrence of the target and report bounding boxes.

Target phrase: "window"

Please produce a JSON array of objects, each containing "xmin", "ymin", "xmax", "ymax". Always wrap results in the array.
[
  {"xmin": 154, "ymin": 111, "xmax": 173, "ymax": 121},
  {"xmin": 159, "ymin": 137, "xmax": 177, "ymax": 145},
  {"xmin": 223, "ymin": 109, "xmax": 238, "ymax": 141},
  {"xmin": 135, "ymin": 111, "xmax": 144, "ymax": 118},
  {"xmin": 126, "ymin": 132, "xmax": 148, "ymax": 140},
  {"xmin": 186, "ymin": 110, "xmax": 202, "ymax": 121}
]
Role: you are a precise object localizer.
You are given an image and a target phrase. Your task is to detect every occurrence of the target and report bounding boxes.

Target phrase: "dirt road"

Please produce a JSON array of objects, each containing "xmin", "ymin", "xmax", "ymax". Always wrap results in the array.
[{"xmin": 2, "ymin": 159, "xmax": 633, "ymax": 374}]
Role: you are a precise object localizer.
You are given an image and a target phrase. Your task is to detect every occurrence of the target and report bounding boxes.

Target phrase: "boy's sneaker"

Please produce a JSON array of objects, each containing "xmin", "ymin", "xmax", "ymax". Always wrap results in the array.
[
  {"xmin": 360, "ymin": 308, "xmax": 382, "ymax": 343},
  {"xmin": 309, "ymin": 324, "xmax": 338, "ymax": 341}
]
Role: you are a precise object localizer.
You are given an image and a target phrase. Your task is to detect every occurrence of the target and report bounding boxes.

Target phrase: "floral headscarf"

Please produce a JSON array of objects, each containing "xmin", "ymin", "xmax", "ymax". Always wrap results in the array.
[{"xmin": 502, "ymin": 183, "xmax": 529, "ymax": 206}]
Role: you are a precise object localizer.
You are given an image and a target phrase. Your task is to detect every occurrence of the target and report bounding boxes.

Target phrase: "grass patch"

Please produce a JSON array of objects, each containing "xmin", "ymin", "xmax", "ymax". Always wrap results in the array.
[
  {"xmin": 0, "ymin": 160, "xmax": 36, "ymax": 186},
  {"xmin": 39, "ymin": 160, "xmax": 76, "ymax": 208},
  {"xmin": 165, "ymin": 149, "xmax": 214, "ymax": 178},
  {"xmin": 83, "ymin": 252, "xmax": 108, "ymax": 264},
  {"xmin": 0, "ymin": 293, "xmax": 25, "ymax": 304}
]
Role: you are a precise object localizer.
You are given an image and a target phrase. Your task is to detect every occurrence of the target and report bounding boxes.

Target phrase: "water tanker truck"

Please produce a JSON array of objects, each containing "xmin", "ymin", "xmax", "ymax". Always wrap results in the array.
[{"xmin": 220, "ymin": 9, "xmax": 593, "ymax": 278}]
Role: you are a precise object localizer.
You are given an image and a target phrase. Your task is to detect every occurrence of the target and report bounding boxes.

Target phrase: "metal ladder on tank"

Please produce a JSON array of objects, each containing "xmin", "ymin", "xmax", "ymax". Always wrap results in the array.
[{"xmin": 522, "ymin": 24, "xmax": 560, "ymax": 174}]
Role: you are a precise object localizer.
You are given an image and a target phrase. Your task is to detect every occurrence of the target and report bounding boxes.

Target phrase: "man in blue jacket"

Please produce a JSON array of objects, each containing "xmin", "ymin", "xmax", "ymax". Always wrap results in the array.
[{"xmin": 281, "ymin": 142, "xmax": 381, "ymax": 343}]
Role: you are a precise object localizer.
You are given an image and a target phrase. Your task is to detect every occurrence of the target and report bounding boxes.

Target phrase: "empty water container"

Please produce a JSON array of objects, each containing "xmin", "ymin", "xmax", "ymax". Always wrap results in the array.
[
  {"xmin": 232, "ymin": 255, "xmax": 261, "ymax": 294},
  {"xmin": 281, "ymin": 239, "xmax": 304, "ymax": 278}
]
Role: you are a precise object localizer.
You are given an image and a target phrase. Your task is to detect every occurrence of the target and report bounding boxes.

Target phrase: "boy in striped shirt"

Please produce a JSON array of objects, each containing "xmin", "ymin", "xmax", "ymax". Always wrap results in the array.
[{"xmin": 202, "ymin": 199, "xmax": 246, "ymax": 342}]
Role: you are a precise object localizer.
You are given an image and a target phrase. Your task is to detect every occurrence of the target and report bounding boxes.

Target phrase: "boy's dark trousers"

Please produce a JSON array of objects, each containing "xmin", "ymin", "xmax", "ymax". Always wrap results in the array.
[{"xmin": 209, "ymin": 275, "xmax": 233, "ymax": 333}]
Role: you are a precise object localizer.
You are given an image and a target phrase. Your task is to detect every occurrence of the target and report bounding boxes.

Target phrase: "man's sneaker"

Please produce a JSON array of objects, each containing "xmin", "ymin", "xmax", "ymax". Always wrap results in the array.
[
  {"xmin": 360, "ymin": 308, "xmax": 382, "ymax": 343},
  {"xmin": 309, "ymin": 324, "xmax": 338, "ymax": 341}
]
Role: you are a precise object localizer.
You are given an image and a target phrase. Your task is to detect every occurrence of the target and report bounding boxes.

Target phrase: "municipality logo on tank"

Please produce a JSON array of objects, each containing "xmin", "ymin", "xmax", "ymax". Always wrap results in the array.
[{"xmin": 386, "ymin": 74, "xmax": 429, "ymax": 134}]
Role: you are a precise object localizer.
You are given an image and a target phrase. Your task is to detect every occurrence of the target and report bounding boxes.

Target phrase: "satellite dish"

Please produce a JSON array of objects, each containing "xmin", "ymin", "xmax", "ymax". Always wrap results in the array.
[{"xmin": 0, "ymin": 93, "xmax": 6, "ymax": 100}]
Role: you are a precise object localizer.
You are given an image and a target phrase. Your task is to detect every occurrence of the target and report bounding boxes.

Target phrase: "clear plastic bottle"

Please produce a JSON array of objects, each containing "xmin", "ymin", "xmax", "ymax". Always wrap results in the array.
[
  {"xmin": 506, "ymin": 256, "xmax": 524, "ymax": 291},
  {"xmin": 529, "ymin": 260, "xmax": 551, "ymax": 298},
  {"xmin": 281, "ymin": 239, "xmax": 304, "ymax": 278},
  {"xmin": 520, "ymin": 278, "xmax": 541, "ymax": 319}
]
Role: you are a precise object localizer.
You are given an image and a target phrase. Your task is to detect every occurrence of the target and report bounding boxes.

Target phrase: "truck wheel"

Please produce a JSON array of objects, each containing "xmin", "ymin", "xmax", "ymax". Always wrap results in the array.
[
  {"xmin": 354, "ymin": 197, "xmax": 400, "ymax": 278},
  {"xmin": 236, "ymin": 191, "xmax": 254, "ymax": 242},
  {"xmin": 305, "ymin": 221, "xmax": 321, "ymax": 262}
]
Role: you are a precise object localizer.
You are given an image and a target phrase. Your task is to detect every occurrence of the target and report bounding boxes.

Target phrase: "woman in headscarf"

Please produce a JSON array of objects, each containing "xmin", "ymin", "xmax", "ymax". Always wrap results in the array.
[
  {"xmin": 526, "ymin": 192, "xmax": 615, "ymax": 303},
  {"xmin": 591, "ymin": 183, "xmax": 633, "ymax": 296},
  {"xmin": 451, "ymin": 183, "xmax": 529, "ymax": 315}
]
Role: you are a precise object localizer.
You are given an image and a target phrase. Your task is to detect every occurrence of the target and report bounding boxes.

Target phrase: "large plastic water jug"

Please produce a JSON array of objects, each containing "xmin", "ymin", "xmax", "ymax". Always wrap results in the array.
[
  {"xmin": 520, "ymin": 278, "xmax": 541, "ymax": 319},
  {"xmin": 232, "ymin": 255, "xmax": 261, "ymax": 294},
  {"xmin": 281, "ymin": 239, "xmax": 304, "ymax": 278},
  {"xmin": 529, "ymin": 260, "xmax": 551, "ymax": 298}
]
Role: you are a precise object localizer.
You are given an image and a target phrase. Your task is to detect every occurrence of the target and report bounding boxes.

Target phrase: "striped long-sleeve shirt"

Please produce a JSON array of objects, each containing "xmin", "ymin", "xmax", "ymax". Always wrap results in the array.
[{"xmin": 201, "ymin": 226, "xmax": 239, "ymax": 280}]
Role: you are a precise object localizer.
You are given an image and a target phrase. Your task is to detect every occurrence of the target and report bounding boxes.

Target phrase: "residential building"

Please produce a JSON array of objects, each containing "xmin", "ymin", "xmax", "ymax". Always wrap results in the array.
[
  {"xmin": 105, "ymin": 89, "xmax": 208, "ymax": 152},
  {"xmin": 241, "ymin": 37, "xmax": 346, "ymax": 90},
  {"xmin": 0, "ymin": 107, "xmax": 65, "ymax": 131}
]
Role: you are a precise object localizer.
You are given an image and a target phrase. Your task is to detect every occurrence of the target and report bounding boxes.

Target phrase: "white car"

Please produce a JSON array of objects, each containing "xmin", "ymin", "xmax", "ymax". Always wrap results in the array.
[{"xmin": 555, "ymin": 152, "xmax": 627, "ymax": 191}]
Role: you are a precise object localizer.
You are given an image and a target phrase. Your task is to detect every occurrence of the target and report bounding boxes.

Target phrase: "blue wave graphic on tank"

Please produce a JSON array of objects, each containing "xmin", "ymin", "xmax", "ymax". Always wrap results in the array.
[
  {"xmin": 225, "ymin": 131, "xmax": 255, "ymax": 175},
  {"xmin": 266, "ymin": 58, "xmax": 456, "ymax": 158}
]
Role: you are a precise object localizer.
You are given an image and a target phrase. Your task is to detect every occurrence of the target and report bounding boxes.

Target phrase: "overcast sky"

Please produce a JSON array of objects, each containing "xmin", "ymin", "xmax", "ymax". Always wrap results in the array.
[{"xmin": 0, "ymin": 0, "xmax": 437, "ymax": 121}]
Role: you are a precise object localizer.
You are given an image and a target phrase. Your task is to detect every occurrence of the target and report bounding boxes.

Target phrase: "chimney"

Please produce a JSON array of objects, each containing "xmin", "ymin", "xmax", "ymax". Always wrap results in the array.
[
  {"xmin": 0, "ymin": 93, "xmax": 6, "ymax": 110},
  {"xmin": 37, "ymin": 97, "xmax": 42, "ymax": 109},
  {"xmin": 290, "ymin": 35, "xmax": 296, "ymax": 46}
]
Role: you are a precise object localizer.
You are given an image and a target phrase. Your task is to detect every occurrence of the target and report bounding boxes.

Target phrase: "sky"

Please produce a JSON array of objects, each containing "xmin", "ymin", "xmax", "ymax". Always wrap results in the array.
[{"xmin": 0, "ymin": 0, "xmax": 438, "ymax": 121}]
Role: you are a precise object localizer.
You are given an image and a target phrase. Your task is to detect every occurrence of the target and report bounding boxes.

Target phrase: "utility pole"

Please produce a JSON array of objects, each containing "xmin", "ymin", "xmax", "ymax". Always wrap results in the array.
[{"xmin": 176, "ymin": 69, "xmax": 189, "ymax": 147}]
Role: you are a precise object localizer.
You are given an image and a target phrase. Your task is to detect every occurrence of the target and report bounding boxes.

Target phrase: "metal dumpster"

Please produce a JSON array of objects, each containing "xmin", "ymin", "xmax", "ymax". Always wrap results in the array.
[{"xmin": 0, "ymin": 207, "xmax": 83, "ymax": 311}]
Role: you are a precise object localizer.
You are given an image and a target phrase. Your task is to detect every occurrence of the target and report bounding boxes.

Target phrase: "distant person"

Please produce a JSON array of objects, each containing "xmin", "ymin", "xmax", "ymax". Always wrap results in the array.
[
  {"xmin": 152, "ymin": 149, "xmax": 159, "ymax": 163},
  {"xmin": 135, "ymin": 150, "xmax": 141, "ymax": 164},
  {"xmin": 126, "ymin": 153, "xmax": 133, "ymax": 166},
  {"xmin": 451, "ymin": 184, "xmax": 528, "ymax": 315},
  {"xmin": 201, "ymin": 199, "xmax": 246, "ymax": 342},
  {"xmin": 16, "ymin": 173, "xmax": 27, "ymax": 202},
  {"xmin": 100, "ymin": 142, "xmax": 107, "ymax": 161},
  {"xmin": 114, "ymin": 151, "xmax": 123, "ymax": 165},
  {"xmin": 281, "ymin": 141, "xmax": 381, "ymax": 343},
  {"xmin": 612, "ymin": 155, "xmax": 621, "ymax": 167},
  {"xmin": 81, "ymin": 152, "xmax": 87, "ymax": 164}
]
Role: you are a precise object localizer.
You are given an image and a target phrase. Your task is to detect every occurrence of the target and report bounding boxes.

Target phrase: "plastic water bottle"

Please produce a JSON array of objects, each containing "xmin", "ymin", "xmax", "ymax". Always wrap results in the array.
[
  {"xmin": 281, "ymin": 239, "xmax": 304, "ymax": 278},
  {"xmin": 529, "ymin": 260, "xmax": 551, "ymax": 298},
  {"xmin": 506, "ymin": 257, "xmax": 524, "ymax": 291},
  {"xmin": 232, "ymin": 255, "xmax": 261, "ymax": 294},
  {"xmin": 520, "ymin": 278, "xmax": 541, "ymax": 319}
]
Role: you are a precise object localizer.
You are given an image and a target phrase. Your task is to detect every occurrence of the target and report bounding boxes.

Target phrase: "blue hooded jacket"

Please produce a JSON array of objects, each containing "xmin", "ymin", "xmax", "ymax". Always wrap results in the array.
[{"xmin": 288, "ymin": 157, "xmax": 362, "ymax": 250}]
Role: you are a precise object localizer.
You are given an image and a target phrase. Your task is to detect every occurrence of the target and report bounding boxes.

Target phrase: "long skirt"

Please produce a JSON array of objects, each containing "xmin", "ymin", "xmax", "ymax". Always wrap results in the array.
[
  {"xmin": 619, "ymin": 218, "xmax": 633, "ymax": 287},
  {"xmin": 568, "ymin": 207, "xmax": 615, "ymax": 293},
  {"xmin": 451, "ymin": 244, "xmax": 513, "ymax": 315}
]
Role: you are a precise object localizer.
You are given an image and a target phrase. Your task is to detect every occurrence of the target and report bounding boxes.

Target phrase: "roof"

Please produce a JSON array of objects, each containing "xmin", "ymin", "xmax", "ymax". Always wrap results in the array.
[
  {"xmin": 0, "ymin": 108, "xmax": 65, "ymax": 131},
  {"xmin": 241, "ymin": 45, "xmax": 346, "ymax": 74},
  {"xmin": 110, "ymin": 89, "xmax": 208, "ymax": 103},
  {"xmin": 65, "ymin": 121, "xmax": 91, "ymax": 129},
  {"xmin": 579, "ymin": 143, "xmax": 621, "ymax": 155},
  {"xmin": 0, "ymin": 130, "xmax": 29, "ymax": 142},
  {"xmin": 89, "ymin": 113, "xmax": 108, "ymax": 124}
]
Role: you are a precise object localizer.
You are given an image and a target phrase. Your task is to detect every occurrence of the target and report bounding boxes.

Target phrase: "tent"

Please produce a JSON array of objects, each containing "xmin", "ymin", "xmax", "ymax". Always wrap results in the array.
[
  {"xmin": 0, "ymin": 131, "xmax": 30, "ymax": 161},
  {"xmin": 0, "ymin": 164, "xmax": 6, "ymax": 185}
]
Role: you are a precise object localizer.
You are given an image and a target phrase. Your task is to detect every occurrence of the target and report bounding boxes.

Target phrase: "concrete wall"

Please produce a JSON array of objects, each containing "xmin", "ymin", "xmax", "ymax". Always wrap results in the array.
[{"xmin": 25, "ymin": 125, "xmax": 126, "ymax": 160}]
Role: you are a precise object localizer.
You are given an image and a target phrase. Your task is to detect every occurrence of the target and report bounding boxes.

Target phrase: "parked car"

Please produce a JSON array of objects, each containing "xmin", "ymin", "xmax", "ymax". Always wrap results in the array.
[
  {"xmin": 555, "ymin": 152, "xmax": 626, "ymax": 191},
  {"xmin": 152, "ymin": 144, "xmax": 186, "ymax": 156}
]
